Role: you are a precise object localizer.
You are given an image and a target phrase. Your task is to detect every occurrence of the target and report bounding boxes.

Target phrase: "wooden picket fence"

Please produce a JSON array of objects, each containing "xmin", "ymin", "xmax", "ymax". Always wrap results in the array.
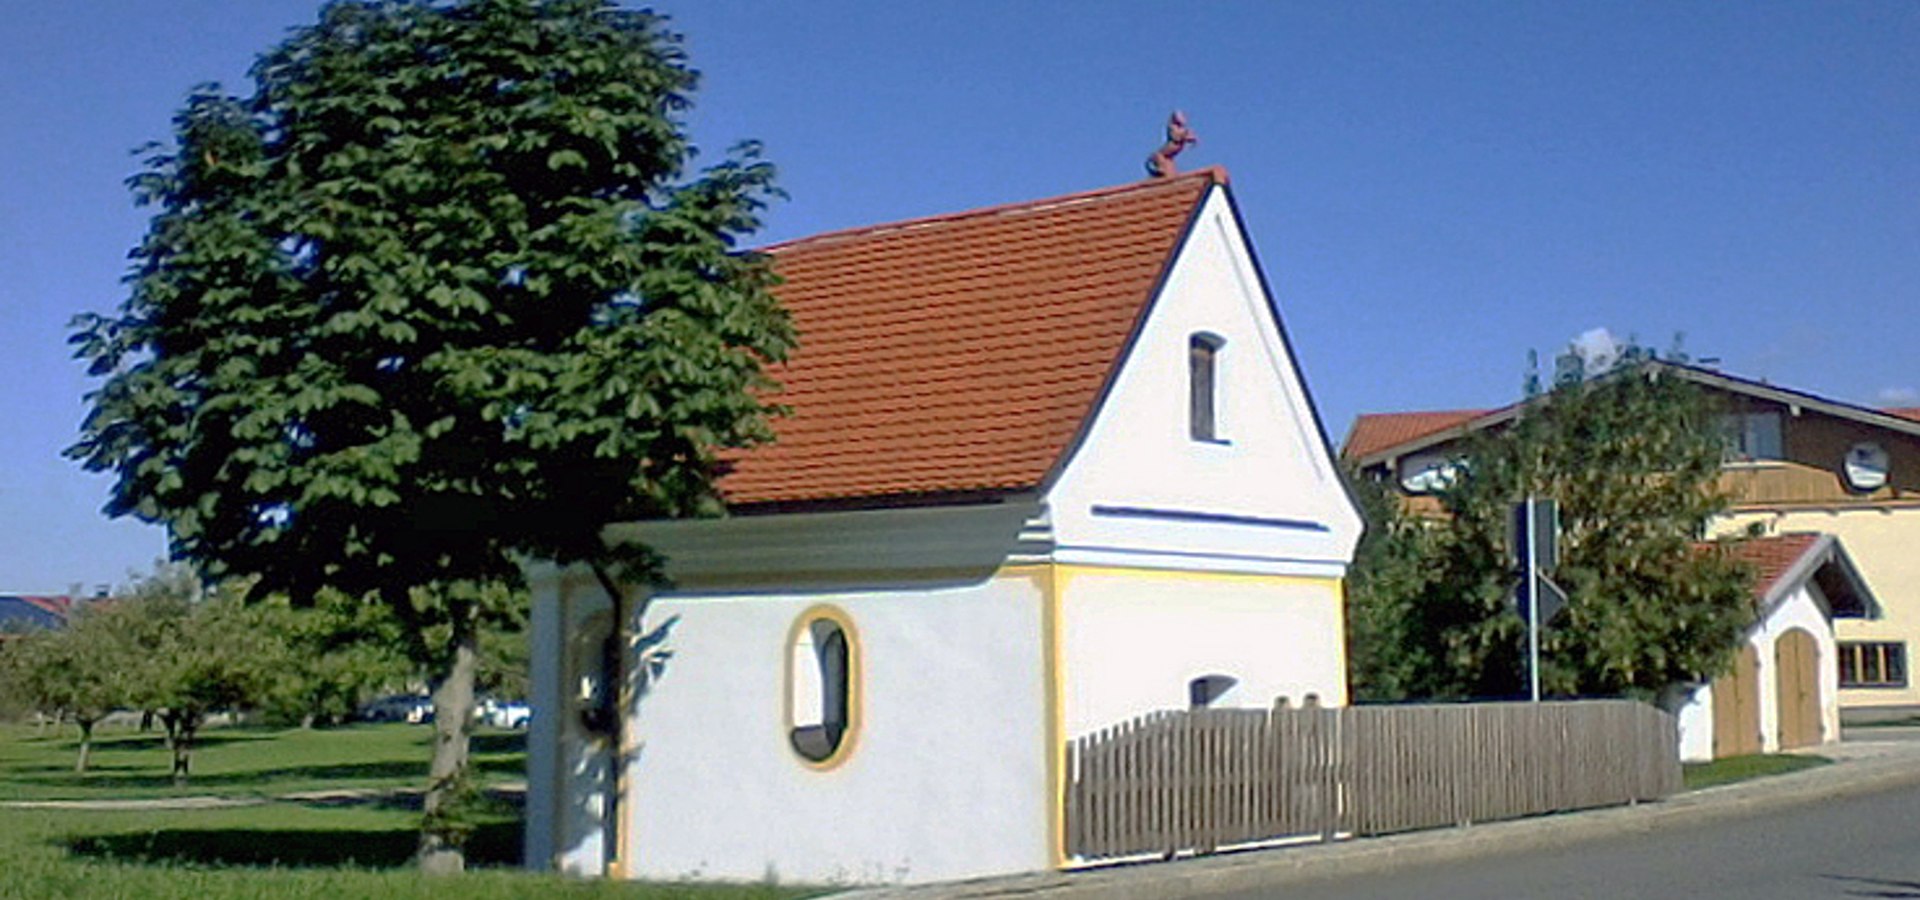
[{"xmin": 1064, "ymin": 700, "xmax": 1680, "ymax": 863}]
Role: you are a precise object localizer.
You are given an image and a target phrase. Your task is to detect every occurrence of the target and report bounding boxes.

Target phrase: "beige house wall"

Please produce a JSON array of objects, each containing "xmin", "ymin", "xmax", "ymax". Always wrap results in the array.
[{"xmin": 1715, "ymin": 506, "xmax": 1920, "ymax": 711}]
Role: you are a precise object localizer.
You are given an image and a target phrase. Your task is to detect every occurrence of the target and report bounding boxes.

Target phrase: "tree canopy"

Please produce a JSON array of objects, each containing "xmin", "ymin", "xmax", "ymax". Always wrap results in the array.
[
  {"xmin": 70, "ymin": 0, "xmax": 790, "ymax": 871},
  {"xmin": 1347, "ymin": 360, "xmax": 1756, "ymax": 704}
]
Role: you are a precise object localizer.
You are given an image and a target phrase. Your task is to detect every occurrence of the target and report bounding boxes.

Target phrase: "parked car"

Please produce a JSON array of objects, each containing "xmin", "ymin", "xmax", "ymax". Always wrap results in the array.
[
  {"xmin": 477, "ymin": 697, "xmax": 532, "ymax": 729},
  {"xmin": 360, "ymin": 693, "xmax": 433, "ymax": 724}
]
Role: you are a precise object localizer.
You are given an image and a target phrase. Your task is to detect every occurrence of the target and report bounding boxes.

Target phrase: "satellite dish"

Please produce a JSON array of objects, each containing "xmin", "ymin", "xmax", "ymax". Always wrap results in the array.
[
  {"xmin": 1399, "ymin": 452, "xmax": 1461, "ymax": 493},
  {"xmin": 1844, "ymin": 442, "xmax": 1889, "ymax": 491}
]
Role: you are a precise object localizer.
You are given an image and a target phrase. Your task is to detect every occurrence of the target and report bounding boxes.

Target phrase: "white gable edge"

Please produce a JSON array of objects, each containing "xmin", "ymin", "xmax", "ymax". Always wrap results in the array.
[{"xmin": 1042, "ymin": 184, "xmax": 1363, "ymax": 577}]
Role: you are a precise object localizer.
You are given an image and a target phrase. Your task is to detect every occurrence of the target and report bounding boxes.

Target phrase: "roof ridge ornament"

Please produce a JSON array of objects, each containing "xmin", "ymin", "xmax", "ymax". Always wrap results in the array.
[{"xmin": 1145, "ymin": 111, "xmax": 1198, "ymax": 178}]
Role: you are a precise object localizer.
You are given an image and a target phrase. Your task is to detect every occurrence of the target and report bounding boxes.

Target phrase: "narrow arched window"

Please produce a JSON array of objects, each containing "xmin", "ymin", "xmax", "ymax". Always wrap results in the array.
[
  {"xmin": 787, "ymin": 607, "xmax": 859, "ymax": 767},
  {"xmin": 1189, "ymin": 332, "xmax": 1225, "ymax": 442}
]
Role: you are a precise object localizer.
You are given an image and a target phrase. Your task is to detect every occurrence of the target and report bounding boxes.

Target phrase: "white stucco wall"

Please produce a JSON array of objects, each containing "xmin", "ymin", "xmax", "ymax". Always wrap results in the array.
[
  {"xmin": 1675, "ymin": 685, "xmax": 1714, "ymax": 762},
  {"xmin": 1057, "ymin": 567, "xmax": 1348, "ymax": 738},
  {"xmin": 1675, "ymin": 582, "xmax": 1838, "ymax": 762},
  {"xmin": 1045, "ymin": 187, "xmax": 1360, "ymax": 579},
  {"xmin": 611, "ymin": 571, "xmax": 1052, "ymax": 885}
]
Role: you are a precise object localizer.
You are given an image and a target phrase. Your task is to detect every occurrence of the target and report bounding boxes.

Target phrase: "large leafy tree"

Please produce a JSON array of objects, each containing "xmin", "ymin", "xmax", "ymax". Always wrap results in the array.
[
  {"xmin": 70, "ymin": 0, "xmax": 791, "ymax": 871},
  {"xmin": 1347, "ymin": 361, "xmax": 1755, "ymax": 702}
]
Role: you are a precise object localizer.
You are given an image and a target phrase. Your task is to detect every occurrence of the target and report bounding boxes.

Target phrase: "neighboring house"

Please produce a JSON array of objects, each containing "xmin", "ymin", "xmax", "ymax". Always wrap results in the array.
[
  {"xmin": 1674, "ymin": 533, "xmax": 1873, "ymax": 761},
  {"xmin": 0, "ymin": 595, "xmax": 72, "ymax": 634},
  {"xmin": 1344, "ymin": 362, "xmax": 1920, "ymax": 721},
  {"xmin": 525, "ymin": 169, "xmax": 1363, "ymax": 884}
]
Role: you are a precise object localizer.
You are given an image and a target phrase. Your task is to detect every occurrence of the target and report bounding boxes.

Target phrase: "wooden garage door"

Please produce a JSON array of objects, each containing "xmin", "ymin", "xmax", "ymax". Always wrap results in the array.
[
  {"xmin": 1712, "ymin": 645, "xmax": 1762, "ymax": 758},
  {"xmin": 1775, "ymin": 629, "xmax": 1821, "ymax": 750}
]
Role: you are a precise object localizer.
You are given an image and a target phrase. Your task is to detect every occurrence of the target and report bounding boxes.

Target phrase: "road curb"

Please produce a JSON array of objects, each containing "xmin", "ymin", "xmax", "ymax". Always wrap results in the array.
[{"xmin": 829, "ymin": 748, "xmax": 1920, "ymax": 899}]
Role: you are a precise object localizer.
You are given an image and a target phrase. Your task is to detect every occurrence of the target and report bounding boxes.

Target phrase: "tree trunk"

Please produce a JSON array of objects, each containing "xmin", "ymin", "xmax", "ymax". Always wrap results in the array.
[
  {"xmin": 419, "ymin": 604, "xmax": 480, "ymax": 875},
  {"xmin": 73, "ymin": 718, "xmax": 95, "ymax": 773},
  {"xmin": 171, "ymin": 714, "xmax": 198, "ymax": 787}
]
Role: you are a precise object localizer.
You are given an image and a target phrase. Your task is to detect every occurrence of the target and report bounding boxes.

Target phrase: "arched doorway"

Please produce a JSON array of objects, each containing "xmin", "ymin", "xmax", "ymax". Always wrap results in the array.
[
  {"xmin": 1712, "ymin": 644, "xmax": 1761, "ymax": 758},
  {"xmin": 1774, "ymin": 628, "xmax": 1822, "ymax": 750}
]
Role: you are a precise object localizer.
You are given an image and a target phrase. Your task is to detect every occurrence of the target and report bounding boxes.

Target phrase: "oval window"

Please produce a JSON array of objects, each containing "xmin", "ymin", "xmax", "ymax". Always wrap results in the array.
[{"xmin": 787, "ymin": 608, "xmax": 858, "ymax": 766}]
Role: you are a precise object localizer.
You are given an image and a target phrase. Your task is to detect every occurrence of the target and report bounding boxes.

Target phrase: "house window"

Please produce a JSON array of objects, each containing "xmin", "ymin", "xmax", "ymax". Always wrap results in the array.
[
  {"xmin": 1838, "ymin": 641, "xmax": 1907, "ymax": 688},
  {"xmin": 1719, "ymin": 411, "xmax": 1783, "ymax": 461},
  {"xmin": 787, "ymin": 606, "xmax": 859, "ymax": 767},
  {"xmin": 1190, "ymin": 332, "xmax": 1225, "ymax": 442}
]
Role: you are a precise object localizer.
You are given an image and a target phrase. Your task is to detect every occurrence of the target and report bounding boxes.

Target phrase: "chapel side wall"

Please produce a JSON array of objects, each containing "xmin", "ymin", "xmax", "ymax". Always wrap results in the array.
[
  {"xmin": 1057, "ymin": 567, "xmax": 1348, "ymax": 739},
  {"xmin": 1717, "ymin": 508, "xmax": 1920, "ymax": 711},
  {"xmin": 623, "ymin": 570, "xmax": 1051, "ymax": 885}
]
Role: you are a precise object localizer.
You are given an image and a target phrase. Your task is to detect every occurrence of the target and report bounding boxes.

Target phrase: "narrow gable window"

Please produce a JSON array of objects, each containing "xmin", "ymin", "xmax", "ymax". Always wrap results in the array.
[{"xmin": 1189, "ymin": 332, "xmax": 1225, "ymax": 442}]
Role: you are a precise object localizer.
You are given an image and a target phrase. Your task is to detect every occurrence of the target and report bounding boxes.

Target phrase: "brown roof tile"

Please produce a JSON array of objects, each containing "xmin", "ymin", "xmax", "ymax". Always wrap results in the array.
[
  {"xmin": 720, "ymin": 169, "xmax": 1223, "ymax": 508},
  {"xmin": 1715, "ymin": 533, "xmax": 1824, "ymax": 603},
  {"xmin": 1887, "ymin": 407, "xmax": 1920, "ymax": 423},
  {"xmin": 1342, "ymin": 410, "xmax": 1491, "ymax": 461}
]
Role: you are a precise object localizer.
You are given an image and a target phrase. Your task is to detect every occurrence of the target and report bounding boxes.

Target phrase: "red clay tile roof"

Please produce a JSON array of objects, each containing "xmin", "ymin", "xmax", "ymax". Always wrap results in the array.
[
  {"xmin": 1888, "ymin": 407, "xmax": 1920, "ymax": 423},
  {"xmin": 1342, "ymin": 410, "xmax": 1491, "ymax": 462},
  {"xmin": 719, "ymin": 169, "xmax": 1225, "ymax": 508},
  {"xmin": 1716, "ymin": 533, "xmax": 1824, "ymax": 603}
]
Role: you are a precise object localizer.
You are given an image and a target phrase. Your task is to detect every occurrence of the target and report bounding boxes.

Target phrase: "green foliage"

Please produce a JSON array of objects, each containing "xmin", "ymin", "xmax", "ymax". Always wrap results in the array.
[
  {"xmin": 71, "ymin": 0, "xmax": 787, "ymax": 864},
  {"xmin": 1347, "ymin": 363, "xmax": 1757, "ymax": 702},
  {"xmin": 105, "ymin": 570, "xmax": 286, "ymax": 783},
  {"xmin": 1343, "ymin": 473, "xmax": 1447, "ymax": 702},
  {"xmin": 71, "ymin": 0, "xmax": 791, "ymax": 602},
  {"xmin": 254, "ymin": 591, "xmax": 415, "ymax": 727},
  {"xmin": 0, "ymin": 608, "xmax": 132, "ymax": 770}
]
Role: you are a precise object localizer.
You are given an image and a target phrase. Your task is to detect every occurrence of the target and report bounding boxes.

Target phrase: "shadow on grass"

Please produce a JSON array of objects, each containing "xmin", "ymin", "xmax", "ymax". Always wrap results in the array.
[
  {"xmin": 21, "ymin": 731, "xmax": 278, "ymax": 754},
  {"xmin": 65, "ymin": 820, "xmax": 524, "ymax": 869},
  {"xmin": 11, "ymin": 756, "xmax": 524, "ymax": 792},
  {"xmin": 79, "ymin": 729, "xmax": 278, "ymax": 752},
  {"xmin": 471, "ymin": 732, "xmax": 527, "ymax": 755}
]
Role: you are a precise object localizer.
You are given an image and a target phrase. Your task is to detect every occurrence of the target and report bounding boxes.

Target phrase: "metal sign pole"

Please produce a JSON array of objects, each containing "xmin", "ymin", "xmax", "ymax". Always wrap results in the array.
[{"xmin": 1526, "ymin": 494, "xmax": 1541, "ymax": 703}]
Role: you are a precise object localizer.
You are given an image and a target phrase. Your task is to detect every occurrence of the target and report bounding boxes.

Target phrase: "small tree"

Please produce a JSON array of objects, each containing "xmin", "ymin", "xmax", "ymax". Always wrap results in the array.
[
  {"xmin": 1346, "ymin": 360, "xmax": 1756, "ymax": 701},
  {"xmin": 0, "ymin": 612, "xmax": 129, "ymax": 772},
  {"xmin": 255, "ymin": 592, "xmax": 413, "ymax": 728},
  {"xmin": 71, "ymin": 0, "xmax": 791, "ymax": 871},
  {"xmin": 111, "ymin": 576, "xmax": 279, "ymax": 785}
]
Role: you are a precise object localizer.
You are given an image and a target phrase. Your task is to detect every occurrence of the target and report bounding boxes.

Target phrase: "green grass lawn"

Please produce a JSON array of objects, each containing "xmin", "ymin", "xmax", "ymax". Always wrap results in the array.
[
  {"xmin": 0, "ymin": 805, "xmax": 815, "ymax": 899},
  {"xmin": 0, "ymin": 722, "xmax": 820, "ymax": 898},
  {"xmin": 1682, "ymin": 753, "xmax": 1831, "ymax": 790},
  {"xmin": 0, "ymin": 721, "xmax": 524, "ymax": 801}
]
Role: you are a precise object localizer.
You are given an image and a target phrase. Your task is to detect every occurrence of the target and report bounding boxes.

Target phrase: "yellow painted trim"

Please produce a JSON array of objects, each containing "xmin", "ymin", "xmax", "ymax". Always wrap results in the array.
[
  {"xmin": 613, "ymin": 590, "xmax": 643, "ymax": 880},
  {"xmin": 1333, "ymin": 577, "xmax": 1351, "ymax": 706},
  {"xmin": 1042, "ymin": 564, "xmax": 1067, "ymax": 869},
  {"xmin": 782, "ymin": 604, "xmax": 864, "ymax": 772}
]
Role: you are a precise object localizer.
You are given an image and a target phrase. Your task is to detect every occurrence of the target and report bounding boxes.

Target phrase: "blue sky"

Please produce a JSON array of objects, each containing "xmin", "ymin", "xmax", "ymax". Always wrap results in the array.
[{"xmin": 2, "ymin": 2, "xmax": 1915, "ymax": 591}]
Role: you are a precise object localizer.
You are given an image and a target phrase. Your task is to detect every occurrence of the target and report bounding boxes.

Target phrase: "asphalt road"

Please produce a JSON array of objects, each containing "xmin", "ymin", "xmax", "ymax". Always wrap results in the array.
[{"xmin": 1205, "ymin": 777, "xmax": 1920, "ymax": 900}]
